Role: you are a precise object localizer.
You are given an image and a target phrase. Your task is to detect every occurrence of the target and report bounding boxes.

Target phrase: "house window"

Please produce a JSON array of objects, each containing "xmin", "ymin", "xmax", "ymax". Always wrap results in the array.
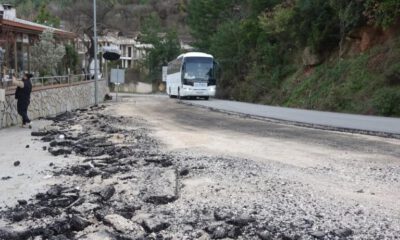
[{"xmin": 128, "ymin": 47, "xmax": 132, "ymax": 58}]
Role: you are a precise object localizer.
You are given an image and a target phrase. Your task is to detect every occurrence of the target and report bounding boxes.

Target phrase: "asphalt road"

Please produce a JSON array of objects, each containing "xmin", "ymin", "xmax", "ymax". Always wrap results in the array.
[{"xmin": 182, "ymin": 98, "xmax": 400, "ymax": 137}]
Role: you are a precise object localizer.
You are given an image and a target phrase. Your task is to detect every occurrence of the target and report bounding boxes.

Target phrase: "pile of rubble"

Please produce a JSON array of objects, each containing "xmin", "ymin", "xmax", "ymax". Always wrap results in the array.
[{"xmin": 0, "ymin": 106, "xmax": 180, "ymax": 239}]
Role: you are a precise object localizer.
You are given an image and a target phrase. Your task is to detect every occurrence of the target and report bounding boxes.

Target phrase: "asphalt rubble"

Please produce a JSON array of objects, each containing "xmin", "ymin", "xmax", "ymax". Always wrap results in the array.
[{"xmin": 0, "ymin": 104, "xmax": 398, "ymax": 240}]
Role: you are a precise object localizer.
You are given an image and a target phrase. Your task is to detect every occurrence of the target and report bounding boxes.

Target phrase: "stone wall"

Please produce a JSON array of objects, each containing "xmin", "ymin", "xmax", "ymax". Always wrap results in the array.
[{"xmin": 0, "ymin": 80, "xmax": 108, "ymax": 128}]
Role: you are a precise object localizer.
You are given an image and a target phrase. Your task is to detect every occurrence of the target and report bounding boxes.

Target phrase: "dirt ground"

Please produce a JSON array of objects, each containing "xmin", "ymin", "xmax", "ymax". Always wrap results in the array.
[{"xmin": 0, "ymin": 95, "xmax": 399, "ymax": 240}]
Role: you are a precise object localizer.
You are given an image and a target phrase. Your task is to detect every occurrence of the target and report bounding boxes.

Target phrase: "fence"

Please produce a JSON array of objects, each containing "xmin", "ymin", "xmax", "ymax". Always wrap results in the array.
[
  {"xmin": 30, "ymin": 74, "xmax": 91, "ymax": 87},
  {"xmin": 0, "ymin": 74, "xmax": 93, "ymax": 90}
]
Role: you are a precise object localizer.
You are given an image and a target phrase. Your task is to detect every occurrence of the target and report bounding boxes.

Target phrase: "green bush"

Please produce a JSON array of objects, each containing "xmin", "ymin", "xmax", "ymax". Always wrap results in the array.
[
  {"xmin": 364, "ymin": 0, "xmax": 400, "ymax": 28},
  {"xmin": 187, "ymin": 0, "xmax": 238, "ymax": 50},
  {"xmin": 372, "ymin": 87, "xmax": 400, "ymax": 116},
  {"xmin": 384, "ymin": 62, "xmax": 400, "ymax": 85},
  {"xmin": 290, "ymin": 0, "xmax": 340, "ymax": 52},
  {"xmin": 259, "ymin": 4, "xmax": 294, "ymax": 35},
  {"xmin": 209, "ymin": 20, "xmax": 245, "ymax": 93},
  {"xmin": 63, "ymin": 44, "xmax": 79, "ymax": 74}
]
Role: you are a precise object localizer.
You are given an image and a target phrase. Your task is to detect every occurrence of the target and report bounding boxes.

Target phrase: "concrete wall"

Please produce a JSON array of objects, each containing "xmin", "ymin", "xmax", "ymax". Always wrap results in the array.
[
  {"xmin": 0, "ymin": 80, "xmax": 108, "ymax": 128},
  {"xmin": 117, "ymin": 82, "xmax": 153, "ymax": 94}
]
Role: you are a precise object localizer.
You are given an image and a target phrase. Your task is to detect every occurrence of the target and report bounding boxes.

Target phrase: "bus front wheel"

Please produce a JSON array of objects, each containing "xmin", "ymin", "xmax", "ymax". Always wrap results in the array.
[
  {"xmin": 178, "ymin": 89, "xmax": 182, "ymax": 100},
  {"xmin": 169, "ymin": 88, "xmax": 173, "ymax": 98}
]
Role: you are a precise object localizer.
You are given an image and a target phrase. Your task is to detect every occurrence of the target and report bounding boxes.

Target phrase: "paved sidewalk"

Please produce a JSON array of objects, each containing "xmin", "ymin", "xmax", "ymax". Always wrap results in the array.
[
  {"xmin": 0, "ymin": 121, "xmax": 81, "ymax": 208},
  {"xmin": 183, "ymin": 99, "xmax": 400, "ymax": 136}
]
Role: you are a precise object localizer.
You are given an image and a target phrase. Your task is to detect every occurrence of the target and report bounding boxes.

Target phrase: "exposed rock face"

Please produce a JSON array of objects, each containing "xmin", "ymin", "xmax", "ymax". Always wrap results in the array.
[
  {"xmin": 348, "ymin": 24, "xmax": 399, "ymax": 53},
  {"xmin": 359, "ymin": 26, "xmax": 384, "ymax": 52}
]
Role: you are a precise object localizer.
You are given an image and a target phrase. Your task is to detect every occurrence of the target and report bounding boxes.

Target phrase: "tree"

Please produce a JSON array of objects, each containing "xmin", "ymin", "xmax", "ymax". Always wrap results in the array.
[
  {"xmin": 140, "ymin": 14, "xmax": 181, "ymax": 82},
  {"xmin": 63, "ymin": 44, "xmax": 79, "ymax": 74},
  {"xmin": 187, "ymin": 0, "xmax": 239, "ymax": 50},
  {"xmin": 328, "ymin": 0, "xmax": 365, "ymax": 57},
  {"xmin": 16, "ymin": 0, "xmax": 35, "ymax": 20},
  {"xmin": 59, "ymin": 0, "xmax": 156, "ymax": 73},
  {"xmin": 248, "ymin": 0, "xmax": 281, "ymax": 17},
  {"xmin": 290, "ymin": 0, "xmax": 340, "ymax": 53},
  {"xmin": 35, "ymin": 4, "xmax": 60, "ymax": 28},
  {"xmin": 209, "ymin": 20, "xmax": 244, "ymax": 95},
  {"xmin": 58, "ymin": 0, "xmax": 123, "ymax": 73},
  {"xmin": 31, "ymin": 29, "xmax": 66, "ymax": 76}
]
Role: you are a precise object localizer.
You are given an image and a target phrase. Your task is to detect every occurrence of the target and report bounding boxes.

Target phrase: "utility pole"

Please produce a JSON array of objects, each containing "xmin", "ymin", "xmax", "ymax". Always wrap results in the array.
[{"xmin": 93, "ymin": 0, "xmax": 99, "ymax": 105}]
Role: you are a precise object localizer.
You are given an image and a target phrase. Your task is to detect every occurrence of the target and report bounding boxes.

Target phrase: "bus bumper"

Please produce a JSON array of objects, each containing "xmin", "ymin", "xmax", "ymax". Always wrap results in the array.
[{"xmin": 181, "ymin": 86, "xmax": 216, "ymax": 97}]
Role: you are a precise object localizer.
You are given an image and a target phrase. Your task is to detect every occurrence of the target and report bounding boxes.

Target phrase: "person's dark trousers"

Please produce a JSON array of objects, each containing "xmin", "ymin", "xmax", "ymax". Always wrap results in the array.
[{"xmin": 17, "ymin": 100, "xmax": 30, "ymax": 125}]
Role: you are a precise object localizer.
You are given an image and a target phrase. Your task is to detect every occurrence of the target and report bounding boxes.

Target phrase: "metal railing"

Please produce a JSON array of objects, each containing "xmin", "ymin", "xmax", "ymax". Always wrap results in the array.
[
  {"xmin": 0, "ymin": 74, "xmax": 100, "ymax": 94},
  {"xmin": 30, "ymin": 74, "xmax": 91, "ymax": 87}
]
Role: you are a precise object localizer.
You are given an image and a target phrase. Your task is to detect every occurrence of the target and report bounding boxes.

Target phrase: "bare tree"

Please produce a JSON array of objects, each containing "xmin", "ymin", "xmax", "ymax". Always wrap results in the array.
[
  {"xmin": 59, "ymin": 0, "xmax": 116, "ymax": 71},
  {"xmin": 56, "ymin": 0, "xmax": 190, "ymax": 71}
]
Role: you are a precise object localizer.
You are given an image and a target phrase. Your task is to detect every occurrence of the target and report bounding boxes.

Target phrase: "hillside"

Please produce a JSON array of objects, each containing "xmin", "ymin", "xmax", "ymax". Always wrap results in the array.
[
  {"xmin": 0, "ymin": 0, "xmax": 189, "ymax": 38},
  {"xmin": 279, "ymin": 35, "xmax": 400, "ymax": 116},
  {"xmin": 186, "ymin": 0, "xmax": 400, "ymax": 117},
  {"xmin": 4, "ymin": 0, "xmax": 400, "ymax": 117}
]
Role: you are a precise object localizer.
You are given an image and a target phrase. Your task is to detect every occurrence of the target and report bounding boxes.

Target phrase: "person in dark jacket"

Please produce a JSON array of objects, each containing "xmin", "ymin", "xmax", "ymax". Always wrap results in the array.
[{"xmin": 12, "ymin": 73, "xmax": 33, "ymax": 128}]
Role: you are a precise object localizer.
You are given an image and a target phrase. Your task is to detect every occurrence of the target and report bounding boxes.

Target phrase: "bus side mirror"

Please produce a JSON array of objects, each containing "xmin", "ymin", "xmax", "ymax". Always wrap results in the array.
[{"xmin": 213, "ymin": 61, "xmax": 221, "ymax": 79}]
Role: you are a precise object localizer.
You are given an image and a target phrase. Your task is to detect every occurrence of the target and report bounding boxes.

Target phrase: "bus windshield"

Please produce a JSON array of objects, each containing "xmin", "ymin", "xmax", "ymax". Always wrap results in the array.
[{"xmin": 183, "ymin": 57, "xmax": 214, "ymax": 81}]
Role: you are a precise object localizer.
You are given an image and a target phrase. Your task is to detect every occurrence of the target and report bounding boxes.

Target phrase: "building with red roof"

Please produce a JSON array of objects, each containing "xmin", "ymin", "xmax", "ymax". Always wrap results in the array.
[{"xmin": 0, "ymin": 4, "xmax": 74, "ymax": 79}]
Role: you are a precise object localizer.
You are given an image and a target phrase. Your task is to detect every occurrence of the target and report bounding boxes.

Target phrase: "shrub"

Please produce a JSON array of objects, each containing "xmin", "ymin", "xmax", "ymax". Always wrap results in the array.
[
  {"xmin": 364, "ymin": 0, "xmax": 400, "ymax": 28},
  {"xmin": 290, "ymin": 0, "xmax": 340, "ymax": 52},
  {"xmin": 372, "ymin": 87, "xmax": 400, "ymax": 116},
  {"xmin": 63, "ymin": 44, "xmax": 79, "ymax": 74},
  {"xmin": 210, "ymin": 20, "xmax": 251, "ymax": 93},
  {"xmin": 384, "ymin": 62, "xmax": 400, "ymax": 85},
  {"xmin": 259, "ymin": 2, "xmax": 295, "ymax": 35}
]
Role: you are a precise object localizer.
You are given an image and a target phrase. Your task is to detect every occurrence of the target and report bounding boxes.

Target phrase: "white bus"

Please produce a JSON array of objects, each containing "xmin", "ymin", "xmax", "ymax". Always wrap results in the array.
[{"xmin": 166, "ymin": 52, "xmax": 217, "ymax": 100}]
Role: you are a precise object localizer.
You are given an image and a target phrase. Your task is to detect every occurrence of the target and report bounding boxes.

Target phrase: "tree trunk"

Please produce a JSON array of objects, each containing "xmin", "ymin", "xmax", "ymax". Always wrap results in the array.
[{"xmin": 87, "ymin": 35, "xmax": 95, "ymax": 74}]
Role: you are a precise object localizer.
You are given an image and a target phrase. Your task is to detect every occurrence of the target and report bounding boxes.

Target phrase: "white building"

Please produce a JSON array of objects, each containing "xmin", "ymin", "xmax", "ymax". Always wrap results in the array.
[
  {"xmin": 76, "ymin": 32, "xmax": 193, "ymax": 70},
  {"xmin": 76, "ymin": 32, "xmax": 151, "ymax": 70},
  {"xmin": 98, "ymin": 34, "xmax": 152, "ymax": 68}
]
